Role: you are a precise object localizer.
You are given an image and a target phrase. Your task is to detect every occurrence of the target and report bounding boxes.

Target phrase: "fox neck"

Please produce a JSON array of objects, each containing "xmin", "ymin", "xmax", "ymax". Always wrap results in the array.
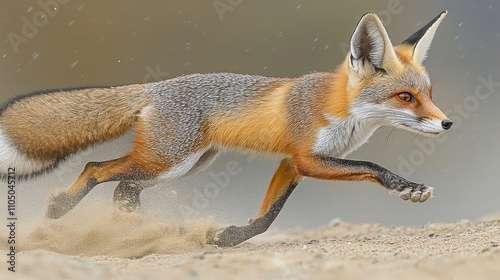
[
  {"xmin": 313, "ymin": 113, "xmax": 383, "ymax": 158},
  {"xmin": 313, "ymin": 61, "xmax": 388, "ymax": 157}
]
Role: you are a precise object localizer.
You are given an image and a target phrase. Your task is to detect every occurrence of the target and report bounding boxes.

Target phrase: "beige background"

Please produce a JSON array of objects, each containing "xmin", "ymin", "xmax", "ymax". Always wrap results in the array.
[{"xmin": 0, "ymin": 0, "xmax": 499, "ymax": 229}]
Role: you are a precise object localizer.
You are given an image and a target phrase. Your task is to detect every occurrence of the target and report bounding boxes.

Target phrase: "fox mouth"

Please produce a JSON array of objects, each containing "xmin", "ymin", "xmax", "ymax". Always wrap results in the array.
[
  {"xmin": 399, "ymin": 124, "xmax": 444, "ymax": 137},
  {"xmin": 418, "ymin": 130, "xmax": 443, "ymax": 137}
]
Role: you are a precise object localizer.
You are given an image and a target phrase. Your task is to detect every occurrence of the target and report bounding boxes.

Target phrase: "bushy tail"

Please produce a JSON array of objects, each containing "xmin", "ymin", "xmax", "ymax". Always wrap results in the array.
[{"xmin": 0, "ymin": 84, "xmax": 150, "ymax": 179}]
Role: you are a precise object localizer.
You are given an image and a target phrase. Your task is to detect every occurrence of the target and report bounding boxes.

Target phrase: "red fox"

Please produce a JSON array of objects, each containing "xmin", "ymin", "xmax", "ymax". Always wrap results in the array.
[{"xmin": 0, "ymin": 11, "xmax": 451, "ymax": 246}]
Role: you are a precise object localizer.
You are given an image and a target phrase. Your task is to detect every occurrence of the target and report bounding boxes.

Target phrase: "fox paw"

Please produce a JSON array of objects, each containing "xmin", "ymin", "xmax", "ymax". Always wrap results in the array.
[
  {"xmin": 113, "ymin": 199, "xmax": 142, "ymax": 213},
  {"xmin": 208, "ymin": 226, "xmax": 240, "ymax": 247},
  {"xmin": 396, "ymin": 185, "xmax": 434, "ymax": 203},
  {"xmin": 46, "ymin": 192, "xmax": 77, "ymax": 219},
  {"xmin": 207, "ymin": 225, "xmax": 253, "ymax": 247},
  {"xmin": 113, "ymin": 189, "xmax": 142, "ymax": 213}
]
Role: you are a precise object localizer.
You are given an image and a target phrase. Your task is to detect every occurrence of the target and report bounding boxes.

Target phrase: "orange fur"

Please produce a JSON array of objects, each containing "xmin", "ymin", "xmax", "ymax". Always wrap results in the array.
[
  {"xmin": 321, "ymin": 63, "xmax": 353, "ymax": 118},
  {"xmin": 207, "ymin": 81, "xmax": 294, "ymax": 154},
  {"xmin": 65, "ymin": 157, "xmax": 135, "ymax": 197},
  {"xmin": 128, "ymin": 119, "xmax": 173, "ymax": 176},
  {"xmin": 0, "ymin": 85, "xmax": 150, "ymax": 162},
  {"xmin": 394, "ymin": 44, "xmax": 415, "ymax": 64},
  {"xmin": 394, "ymin": 45, "xmax": 427, "ymax": 74},
  {"xmin": 413, "ymin": 95, "xmax": 448, "ymax": 121},
  {"xmin": 291, "ymin": 154, "xmax": 380, "ymax": 184},
  {"xmin": 257, "ymin": 158, "xmax": 302, "ymax": 217}
]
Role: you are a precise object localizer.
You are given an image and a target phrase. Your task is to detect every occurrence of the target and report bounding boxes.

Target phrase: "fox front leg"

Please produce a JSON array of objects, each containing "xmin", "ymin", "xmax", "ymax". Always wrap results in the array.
[
  {"xmin": 209, "ymin": 155, "xmax": 432, "ymax": 247},
  {"xmin": 210, "ymin": 158, "xmax": 301, "ymax": 247},
  {"xmin": 293, "ymin": 155, "xmax": 433, "ymax": 203}
]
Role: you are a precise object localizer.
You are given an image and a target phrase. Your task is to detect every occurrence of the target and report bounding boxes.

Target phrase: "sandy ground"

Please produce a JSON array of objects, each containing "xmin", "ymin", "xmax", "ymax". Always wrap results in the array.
[{"xmin": 1, "ymin": 205, "xmax": 499, "ymax": 280}]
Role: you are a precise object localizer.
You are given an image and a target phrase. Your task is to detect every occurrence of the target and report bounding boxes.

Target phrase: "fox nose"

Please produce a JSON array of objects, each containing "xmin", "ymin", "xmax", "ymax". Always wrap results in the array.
[{"xmin": 441, "ymin": 119, "xmax": 453, "ymax": 130}]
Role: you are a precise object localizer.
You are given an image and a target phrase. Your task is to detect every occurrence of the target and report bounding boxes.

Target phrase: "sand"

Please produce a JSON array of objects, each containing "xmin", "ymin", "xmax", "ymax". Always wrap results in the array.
[{"xmin": 1, "ymin": 204, "xmax": 499, "ymax": 280}]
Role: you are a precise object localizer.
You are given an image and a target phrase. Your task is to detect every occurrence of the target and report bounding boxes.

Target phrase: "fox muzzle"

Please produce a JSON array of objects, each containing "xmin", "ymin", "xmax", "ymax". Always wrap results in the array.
[{"xmin": 441, "ymin": 119, "xmax": 453, "ymax": 130}]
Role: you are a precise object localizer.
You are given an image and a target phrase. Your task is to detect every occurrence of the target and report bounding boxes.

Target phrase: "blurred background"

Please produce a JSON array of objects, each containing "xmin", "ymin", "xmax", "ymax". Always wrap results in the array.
[{"xmin": 0, "ymin": 0, "xmax": 499, "ymax": 229}]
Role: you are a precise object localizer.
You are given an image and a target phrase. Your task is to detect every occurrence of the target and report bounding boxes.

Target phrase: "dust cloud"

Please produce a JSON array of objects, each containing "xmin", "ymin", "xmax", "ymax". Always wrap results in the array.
[{"xmin": 0, "ymin": 202, "xmax": 220, "ymax": 258}]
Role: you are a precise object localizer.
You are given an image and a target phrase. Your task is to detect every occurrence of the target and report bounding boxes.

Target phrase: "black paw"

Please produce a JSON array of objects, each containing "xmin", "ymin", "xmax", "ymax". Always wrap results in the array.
[
  {"xmin": 209, "ymin": 225, "xmax": 248, "ymax": 247},
  {"xmin": 46, "ymin": 192, "xmax": 78, "ymax": 219}
]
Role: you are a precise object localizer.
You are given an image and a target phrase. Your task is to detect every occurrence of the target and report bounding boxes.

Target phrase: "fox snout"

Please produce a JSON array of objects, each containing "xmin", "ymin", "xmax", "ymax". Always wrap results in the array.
[
  {"xmin": 441, "ymin": 119, "xmax": 453, "ymax": 130},
  {"xmin": 414, "ymin": 99, "xmax": 453, "ymax": 135},
  {"xmin": 430, "ymin": 105, "xmax": 454, "ymax": 132}
]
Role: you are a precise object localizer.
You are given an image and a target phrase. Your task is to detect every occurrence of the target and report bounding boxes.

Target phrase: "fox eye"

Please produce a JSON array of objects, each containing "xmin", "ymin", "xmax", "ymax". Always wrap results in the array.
[{"xmin": 397, "ymin": 92, "xmax": 415, "ymax": 103}]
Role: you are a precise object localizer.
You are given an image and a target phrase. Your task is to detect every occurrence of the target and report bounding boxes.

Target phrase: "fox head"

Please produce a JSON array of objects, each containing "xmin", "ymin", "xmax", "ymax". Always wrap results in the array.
[{"xmin": 346, "ymin": 11, "xmax": 452, "ymax": 136}]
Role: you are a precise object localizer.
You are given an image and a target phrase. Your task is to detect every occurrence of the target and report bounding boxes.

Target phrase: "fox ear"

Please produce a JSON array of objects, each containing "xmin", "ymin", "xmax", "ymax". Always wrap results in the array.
[
  {"xmin": 402, "ymin": 11, "xmax": 447, "ymax": 64},
  {"xmin": 349, "ymin": 13, "xmax": 399, "ymax": 74}
]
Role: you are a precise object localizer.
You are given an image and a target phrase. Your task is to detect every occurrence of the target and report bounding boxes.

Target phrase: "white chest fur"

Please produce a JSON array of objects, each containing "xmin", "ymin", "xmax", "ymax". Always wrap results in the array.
[{"xmin": 312, "ymin": 115, "xmax": 379, "ymax": 158}]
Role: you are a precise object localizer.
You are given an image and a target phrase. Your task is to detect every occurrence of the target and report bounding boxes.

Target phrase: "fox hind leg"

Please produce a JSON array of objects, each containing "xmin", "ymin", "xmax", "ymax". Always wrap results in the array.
[
  {"xmin": 113, "ymin": 180, "xmax": 158, "ymax": 212},
  {"xmin": 46, "ymin": 149, "xmax": 216, "ymax": 218},
  {"xmin": 46, "ymin": 156, "xmax": 160, "ymax": 219}
]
